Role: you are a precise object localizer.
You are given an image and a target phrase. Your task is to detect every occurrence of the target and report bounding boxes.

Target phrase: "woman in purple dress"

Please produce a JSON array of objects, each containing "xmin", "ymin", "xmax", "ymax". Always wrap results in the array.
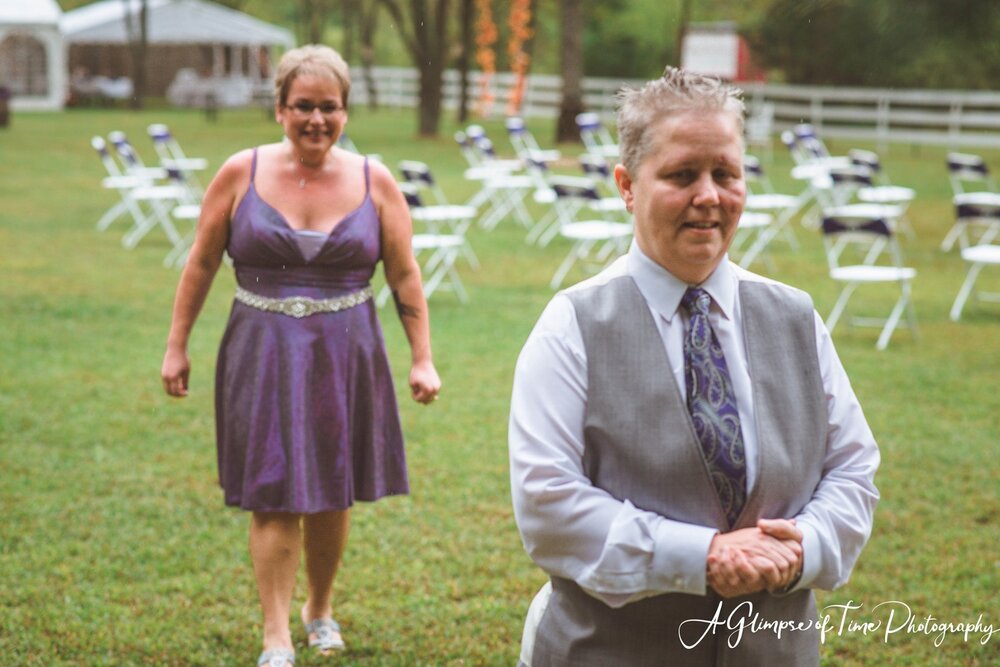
[{"xmin": 161, "ymin": 45, "xmax": 440, "ymax": 667}]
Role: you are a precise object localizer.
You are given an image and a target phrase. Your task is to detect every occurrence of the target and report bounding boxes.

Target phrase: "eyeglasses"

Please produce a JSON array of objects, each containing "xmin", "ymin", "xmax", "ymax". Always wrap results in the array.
[{"xmin": 284, "ymin": 101, "xmax": 345, "ymax": 117}]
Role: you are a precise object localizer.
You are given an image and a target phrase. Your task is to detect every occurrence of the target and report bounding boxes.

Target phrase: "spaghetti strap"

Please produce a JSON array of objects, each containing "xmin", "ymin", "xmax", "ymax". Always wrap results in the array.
[
  {"xmin": 250, "ymin": 147, "xmax": 258, "ymax": 183},
  {"xmin": 363, "ymin": 157, "xmax": 370, "ymax": 194}
]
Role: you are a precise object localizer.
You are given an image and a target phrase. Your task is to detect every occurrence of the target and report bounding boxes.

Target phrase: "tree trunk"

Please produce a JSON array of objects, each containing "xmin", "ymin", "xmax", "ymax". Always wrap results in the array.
[
  {"xmin": 360, "ymin": 0, "xmax": 380, "ymax": 111},
  {"xmin": 299, "ymin": 0, "xmax": 328, "ymax": 44},
  {"xmin": 419, "ymin": 60, "xmax": 444, "ymax": 136},
  {"xmin": 376, "ymin": 0, "xmax": 449, "ymax": 137},
  {"xmin": 675, "ymin": 0, "xmax": 694, "ymax": 65},
  {"xmin": 341, "ymin": 0, "xmax": 357, "ymax": 62},
  {"xmin": 457, "ymin": 0, "xmax": 473, "ymax": 123},
  {"xmin": 555, "ymin": 0, "xmax": 584, "ymax": 143}
]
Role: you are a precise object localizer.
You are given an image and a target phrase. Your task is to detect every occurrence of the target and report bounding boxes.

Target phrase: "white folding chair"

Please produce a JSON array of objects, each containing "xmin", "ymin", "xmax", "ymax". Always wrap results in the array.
[
  {"xmin": 947, "ymin": 198, "xmax": 1000, "ymax": 320},
  {"xmin": 844, "ymin": 150, "xmax": 917, "ymax": 237},
  {"xmin": 147, "ymin": 123, "xmax": 208, "ymax": 198},
  {"xmin": 942, "ymin": 153, "xmax": 1000, "ymax": 251},
  {"xmin": 395, "ymin": 173, "xmax": 479, "ymax": 269},
  {"xmin": 947, "ymin": 152, "xmax": 998, "ymax": 195},
  {"xmin": 505, "ymin": 116, "xmax": 561, "ymax": 166},
  {"xmin": 950, "ymin": 244, "xmax": 1000, "ymax": 321},
  {"xmin": 458, "ymin": 127, "xmax": 534, "ymax": 231},
  {"xmin": 791, "ymin": 124, "xmax": 851, "ymax": 168},
  {"xmin": 739, "ymin": 154, "xmax": 805, "ymax": 268},
  {"xmin": 780, "ymin": 131, "xmax": 850, "ymax": 230},
  {"xmin": 377, "ymin": 186, "xmax": 469, "ymax": 306},
  {"xmin": 529, "ymin": 167, "xmax": 627, "ymax": 247},
  {"xmin": 90, "ymin": 136, "xmax": 190, "ymax": 253},
  {"xmin": 744, "ymin": 101, "xmax": 774, "ymax": 162},
  {"xmin": 107, "ymin": 131, "xmax": 172, "ymax": 184},
  {"xmin": 811, "ymin": 167, "xmax": 910, "ymax": 266},
  {"xmin": 546, "ymin": 176, "xmax": 632, "ymax": 289},
  {"xmin": 411, "ymin": 233, "xmax": 468, "ymax": 302},
  {"xmin": 575, "ymin": 112, "xmax": 619, "ymax": 160},
  {"xmin": 578, "ymin": 153, "xmax": 619, "ymax": 195},
  {"xmin": 398, "ymin": 159, "xmax": 451, "ymax": 205},
  {"xmin": 821, "ymin": 210, "xmax": 918, "ymax": 350},
  {"xmin": 729, "ymin": 211, "xmax": 774, "ymax": 270}
]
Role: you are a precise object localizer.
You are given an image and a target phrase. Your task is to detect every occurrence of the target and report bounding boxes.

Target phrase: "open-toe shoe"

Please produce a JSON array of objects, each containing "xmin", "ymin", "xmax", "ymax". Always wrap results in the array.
[{"xmin": 304, "ymin": 617, "xmax": 345, "ymax": 653}]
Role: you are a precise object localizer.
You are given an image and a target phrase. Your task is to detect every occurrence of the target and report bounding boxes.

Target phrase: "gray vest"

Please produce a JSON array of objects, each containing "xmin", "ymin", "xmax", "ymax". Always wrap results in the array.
[{"xmin": 532, "ymin": 275, "xmax": 826, "ymax": 667}]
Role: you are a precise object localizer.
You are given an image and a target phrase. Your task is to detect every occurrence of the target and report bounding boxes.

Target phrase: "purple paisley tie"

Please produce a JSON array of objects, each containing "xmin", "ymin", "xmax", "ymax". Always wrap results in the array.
[{"xmin": 681, "ymin": 288, "xmax": 747, "ymax": 527}]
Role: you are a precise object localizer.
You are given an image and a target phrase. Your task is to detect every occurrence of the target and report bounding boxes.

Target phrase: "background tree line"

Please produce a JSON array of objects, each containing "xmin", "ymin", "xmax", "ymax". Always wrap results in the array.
[{"xmin": 58, "ymin": 0, "xmax": 1000, "ymax": 136}]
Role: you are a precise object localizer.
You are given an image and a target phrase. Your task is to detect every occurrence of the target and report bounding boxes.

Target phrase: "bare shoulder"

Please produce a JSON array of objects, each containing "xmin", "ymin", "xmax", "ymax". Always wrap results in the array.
[
  {"xmin": 213, "ymin": 147, "xmax": 256, "ymax": 189},
  {"xmin": 366, "ymin": 156, "xmax": 401, "ymax": 198}
]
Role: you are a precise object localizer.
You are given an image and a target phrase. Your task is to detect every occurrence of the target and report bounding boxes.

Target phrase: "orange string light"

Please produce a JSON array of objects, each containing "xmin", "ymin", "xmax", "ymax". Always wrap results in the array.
[
  {"xmin": 475, "ymin": 0, "xmax": 498, "ymax": 117},
  {"xmin": 505, "ymin": 0, "xmax": 533, "ymax": 116}
]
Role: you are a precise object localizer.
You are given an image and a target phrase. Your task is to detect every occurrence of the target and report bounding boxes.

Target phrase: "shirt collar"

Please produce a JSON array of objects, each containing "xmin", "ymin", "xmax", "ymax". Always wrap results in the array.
[{"xmin": 626, "ymin": 241, "xmax": 737, "ymax": 322}]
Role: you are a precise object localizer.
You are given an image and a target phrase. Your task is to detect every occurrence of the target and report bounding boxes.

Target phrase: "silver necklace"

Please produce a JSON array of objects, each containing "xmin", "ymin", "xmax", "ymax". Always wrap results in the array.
[{"xmin": 295, "ymin": 160, "xmax": 324, "ymax": 189}]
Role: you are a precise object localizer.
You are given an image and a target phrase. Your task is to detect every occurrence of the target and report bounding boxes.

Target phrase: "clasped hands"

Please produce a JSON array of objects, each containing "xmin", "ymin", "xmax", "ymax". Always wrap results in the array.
[{"xmin": 706, "ymin": 518, "xmax": 803, "ymax": 598}]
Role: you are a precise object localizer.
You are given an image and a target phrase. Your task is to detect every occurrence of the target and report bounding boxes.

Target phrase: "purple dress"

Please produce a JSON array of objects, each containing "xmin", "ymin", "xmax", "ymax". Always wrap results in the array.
[{"xmin": 214, "ymin": 149, "xmax": 408, "ymax": 513}]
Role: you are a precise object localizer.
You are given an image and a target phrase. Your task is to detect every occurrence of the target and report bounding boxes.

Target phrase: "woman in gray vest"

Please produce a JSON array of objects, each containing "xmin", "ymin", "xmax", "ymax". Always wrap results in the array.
[{"xmin": 509, "ymin": 67, "xmax": 879, "ymax": 666}]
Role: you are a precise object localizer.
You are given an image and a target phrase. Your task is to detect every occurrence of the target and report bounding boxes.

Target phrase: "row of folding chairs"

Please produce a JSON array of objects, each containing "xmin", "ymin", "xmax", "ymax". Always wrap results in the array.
[
  {"xmin": 782, "ymin": 127, "xmax": 1000, "ymax": 345},
  {"xmin": 455, "ymin": 122, "xmax": 633, "ymax": 289},
  {"xmin": 90, "ymin": 124, "xmax": 205, "ymax": 268}
]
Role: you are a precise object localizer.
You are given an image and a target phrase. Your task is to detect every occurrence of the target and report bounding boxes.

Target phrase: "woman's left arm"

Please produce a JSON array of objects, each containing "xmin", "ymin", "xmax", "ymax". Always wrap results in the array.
[{"xmin": 372, "ymin": 160, "xmax": 441, "ymax": 404}]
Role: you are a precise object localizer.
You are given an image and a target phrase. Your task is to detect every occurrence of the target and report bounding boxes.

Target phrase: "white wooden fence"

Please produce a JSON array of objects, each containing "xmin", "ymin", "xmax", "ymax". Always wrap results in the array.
[{"xmin": 350, "ymin": 66, "xmax": 1000, "ymax": 149}]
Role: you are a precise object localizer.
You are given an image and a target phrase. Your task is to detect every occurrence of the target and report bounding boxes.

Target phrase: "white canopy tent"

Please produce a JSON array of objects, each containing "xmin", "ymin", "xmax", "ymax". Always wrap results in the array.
[
  {"xmin": 62, "ymin": 0, "xmax": 295, "ymax": 106},
  {"xmin": 62, "ymin": 0, "xmax": 294, "ymax": 50},
  {"xmin": 0, "ymin": 0, "xmax": 66, "ymax": 110}
]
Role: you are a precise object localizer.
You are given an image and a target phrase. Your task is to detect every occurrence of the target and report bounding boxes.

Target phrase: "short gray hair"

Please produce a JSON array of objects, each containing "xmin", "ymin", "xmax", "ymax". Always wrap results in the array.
[
  {"xmin": 274, "ymin": 44, "xmax": 351, "ymax": 108},
  {"xmin": 616, "ymin": 67, "xmax": 745, "ymax": 174}
]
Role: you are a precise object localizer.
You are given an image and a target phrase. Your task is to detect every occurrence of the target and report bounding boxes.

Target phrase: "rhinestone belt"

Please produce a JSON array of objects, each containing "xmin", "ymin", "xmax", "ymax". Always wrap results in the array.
[{"xmin": 234, "ymin": 285, "xmax": 373, "ymax": 318}]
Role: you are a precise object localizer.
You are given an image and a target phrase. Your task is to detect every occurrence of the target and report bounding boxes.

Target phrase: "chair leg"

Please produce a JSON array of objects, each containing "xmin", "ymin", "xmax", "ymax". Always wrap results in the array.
[
  {"xmin": 121, "ymin": 205, "xmax": 158, "ymax": 249},
  {"xmin": 876, "ymin": 289, "xmax": 910, "ymax": 351},
  {"xmin": 422, "ymin": 247, "xmax": 466, "ymax": 302},
  {"xmin": 550, "ymin": 240, "xmax": 595, "ymax": 290},
  {"xmin": 738, "ymin": 226, "xmax": 776, "ymax": 269},
  {"xmin": 825, "ymin": 282, "xmax": 858, "ymax": 333},
  {"xmin": 526, "ymin": 209, "xmax": 557, "ymax": 245},
  {"xmin": 97, "ymin": 200, "xmax": 128, "ymax": 231},
  {"xmin": 950, "ymin": 262, "xmax": 984, "ymax": 321},
  {"xmin": 509, "ymin": 191, "xmax": 534, "ymax": 229},
  {"xmin": 940, "ymin": 223, "xmax": 964, "ymax": 252},
  {"xmin": 375, "ymin": 284, "xmax": 391, "ymax": 308},
  {"xmin": 861, "ymin": 237, "xmax": 888, "ymax": 266}
]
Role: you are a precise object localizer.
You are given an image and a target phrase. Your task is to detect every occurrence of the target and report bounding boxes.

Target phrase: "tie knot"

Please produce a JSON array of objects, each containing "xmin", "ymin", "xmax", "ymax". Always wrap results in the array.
[{"xmin": 682, "ymin": 288, "xmax": 712, "ymax": 316}]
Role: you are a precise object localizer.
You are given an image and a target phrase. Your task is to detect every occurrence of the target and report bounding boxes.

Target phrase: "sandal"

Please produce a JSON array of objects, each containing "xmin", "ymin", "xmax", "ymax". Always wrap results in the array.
[
  {"xmin": 257, "ymin": 648, "xmax": 295, "ymax": 667},
  {"xmin": 304, "ymin": 618, "xmax": 345, "ymax": 653}
]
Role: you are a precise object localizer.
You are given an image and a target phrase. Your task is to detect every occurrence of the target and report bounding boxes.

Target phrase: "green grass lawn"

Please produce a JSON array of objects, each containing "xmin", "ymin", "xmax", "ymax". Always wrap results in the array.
[{"xmin": 1, "ymin": 107, "xmax": 998, "ymax": 666}]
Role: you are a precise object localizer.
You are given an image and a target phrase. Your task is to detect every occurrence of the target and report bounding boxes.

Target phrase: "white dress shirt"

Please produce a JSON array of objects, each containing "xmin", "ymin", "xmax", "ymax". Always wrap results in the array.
[{"xmin": 509, "ymin": 242, "xmax": 880, "ymax": 608}]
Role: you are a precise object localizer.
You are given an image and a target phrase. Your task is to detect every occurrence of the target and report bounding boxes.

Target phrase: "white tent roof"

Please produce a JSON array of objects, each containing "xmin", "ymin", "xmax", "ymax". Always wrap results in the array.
[
  {"xmin": 62, "ymin": 0, "xmax": 294, "ymax": 47},
  {"xmin": 0, "ymin": 0, "xmax": 62, "ymax": 25}
]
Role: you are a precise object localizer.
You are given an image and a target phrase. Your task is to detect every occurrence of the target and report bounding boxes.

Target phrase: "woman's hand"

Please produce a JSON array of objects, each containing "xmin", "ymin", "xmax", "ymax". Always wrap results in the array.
[
  {"xmin": 409, "ymin": 359, "xmax": 441, "ymax": 404},
  {"xmin": 706, "ymin": 521, "xmax": 803, "ymax": 597},
  {"xmin": 161, "ymin": 347, "xmax": 191, "ymax": 397}
]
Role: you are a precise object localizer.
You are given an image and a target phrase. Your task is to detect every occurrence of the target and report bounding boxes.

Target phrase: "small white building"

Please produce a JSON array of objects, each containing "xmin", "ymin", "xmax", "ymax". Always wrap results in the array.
[{"xmin": 0, "ymin": 0, "xmax": 66, "ymax": 110}]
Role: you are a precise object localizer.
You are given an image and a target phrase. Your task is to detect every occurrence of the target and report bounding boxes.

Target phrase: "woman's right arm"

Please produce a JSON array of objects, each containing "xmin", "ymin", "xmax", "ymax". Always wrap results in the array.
[{"xmin": 161, "ymin": 151, "xmax": 250, "ymax": 397}]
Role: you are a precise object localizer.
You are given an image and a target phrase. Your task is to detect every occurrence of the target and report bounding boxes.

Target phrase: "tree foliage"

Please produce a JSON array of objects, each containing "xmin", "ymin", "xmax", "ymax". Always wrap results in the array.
[{"xmin": 749, "ymin": 0, "xmax": 1000, "ymax": 89}]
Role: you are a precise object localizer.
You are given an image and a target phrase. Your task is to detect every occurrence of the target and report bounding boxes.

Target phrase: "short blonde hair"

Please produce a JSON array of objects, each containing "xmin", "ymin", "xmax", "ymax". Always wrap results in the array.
[
  {"xmin": 274, "ymin": 44, "xmax": 351, "ymax": 108},
  {"xmin": 616, "ymin": 67, "xmax": 745, "ymax": 174}
]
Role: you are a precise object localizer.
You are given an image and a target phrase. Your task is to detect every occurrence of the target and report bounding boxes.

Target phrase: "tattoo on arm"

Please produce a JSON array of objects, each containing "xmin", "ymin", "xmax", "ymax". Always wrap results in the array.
[{"xmin": 392, "ymin": 290, "xmax": 419, "ymax": 318}]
